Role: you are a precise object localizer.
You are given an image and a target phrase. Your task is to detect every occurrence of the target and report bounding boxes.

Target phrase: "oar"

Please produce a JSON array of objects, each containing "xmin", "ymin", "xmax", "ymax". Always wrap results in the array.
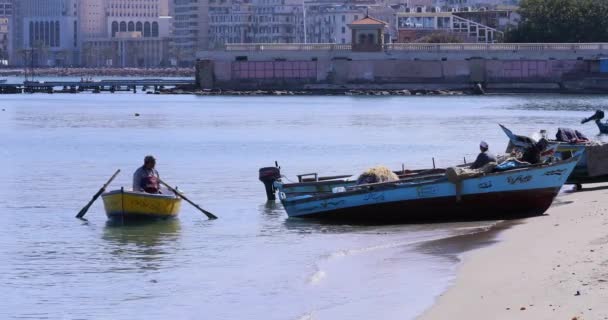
[
  {"xmin": 158, "ymin": 178, "xmax": 218, "ymax": 220},
  {"xmin": 76, "ymin": 169, "xmax": 121, "ymax": 219}
]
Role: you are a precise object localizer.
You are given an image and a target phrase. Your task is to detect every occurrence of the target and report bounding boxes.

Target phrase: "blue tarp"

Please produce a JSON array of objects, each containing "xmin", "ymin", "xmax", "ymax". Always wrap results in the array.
[{"xmin": 600, "ymin": 59, "xmax": 608, "ymax": 73}]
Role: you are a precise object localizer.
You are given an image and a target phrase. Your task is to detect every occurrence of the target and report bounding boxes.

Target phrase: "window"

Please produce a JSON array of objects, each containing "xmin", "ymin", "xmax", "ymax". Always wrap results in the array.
[
  {"xmin": 144, "ymin": 22, "xmax": 151, "ymax": 37},
  {"xmin": 111, "ymin": 21, "xmax": 118, "ymax": 37},
  {"xmin": 152, "ymin": 22, "xmax": 159, "ymax": 37}
]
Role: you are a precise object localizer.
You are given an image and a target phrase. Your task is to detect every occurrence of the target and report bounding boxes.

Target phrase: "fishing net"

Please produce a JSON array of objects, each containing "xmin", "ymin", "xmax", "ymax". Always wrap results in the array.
[{"xmin": 356, "ymin": 166, "xmax": 399, "ymax": 185}]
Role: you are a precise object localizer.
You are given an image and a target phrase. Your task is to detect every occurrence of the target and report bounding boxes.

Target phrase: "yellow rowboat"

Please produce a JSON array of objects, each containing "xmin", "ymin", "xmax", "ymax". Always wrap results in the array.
[{"xmin": 101, "ymin": 189, "xmax": 182, "ymax": 220}]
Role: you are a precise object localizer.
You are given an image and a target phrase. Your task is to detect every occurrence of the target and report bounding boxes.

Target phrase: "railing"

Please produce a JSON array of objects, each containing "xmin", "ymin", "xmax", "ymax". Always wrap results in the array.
[
  {"xmin": 385, "ymin": 43, "xmax": 608, "ymax": 51},
  {"xmin": 225, "ymin": 43, "xmax": 608, "ymax": 52},
  {"xmin": 225, "ymin": 43, "xmax": 352, "ymax": 51}
]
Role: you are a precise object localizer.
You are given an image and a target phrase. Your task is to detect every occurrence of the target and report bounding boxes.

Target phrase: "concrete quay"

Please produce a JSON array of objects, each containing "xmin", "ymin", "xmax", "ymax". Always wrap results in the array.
[{"xmin": 195, "ymin": 43, "xmax": 608, "ymax": 93}]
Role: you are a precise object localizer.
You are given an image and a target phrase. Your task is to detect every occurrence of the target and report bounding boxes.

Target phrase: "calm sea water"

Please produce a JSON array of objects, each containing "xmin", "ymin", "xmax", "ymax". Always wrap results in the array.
[{"xmin": 1, "ymin": 93, "xmax": 607, "ymax": 320}]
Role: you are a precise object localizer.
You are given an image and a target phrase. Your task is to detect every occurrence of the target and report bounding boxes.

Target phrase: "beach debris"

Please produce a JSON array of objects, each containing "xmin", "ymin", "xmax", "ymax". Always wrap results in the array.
[
  {"xmin": 134, "ymin": 113, "xmax": 140, "ymax": 117},
  {"xmin": 520, "ymin": 307, "xmax": 526, "ymax": 310},
  {"xmin": 575, "ymin": 290, "xmax": 581, "ymax": 296},
  {"xmin": 356, "ymin": 166, "xmax": 399, "ymax": 185}
]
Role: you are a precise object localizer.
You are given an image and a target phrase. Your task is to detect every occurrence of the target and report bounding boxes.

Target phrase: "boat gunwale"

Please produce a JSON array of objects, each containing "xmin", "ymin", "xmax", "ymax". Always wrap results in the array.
[
  {"xmin": 102, "ymin": 189, "xmax": 180, "ymax": 200},
  {"xmin": 281, "ymin": 179, "xmax": 354, "ymax": 188}
]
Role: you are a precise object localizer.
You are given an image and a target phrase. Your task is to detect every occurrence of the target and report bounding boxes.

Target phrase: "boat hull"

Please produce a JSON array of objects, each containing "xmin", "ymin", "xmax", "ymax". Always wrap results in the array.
[
  {"xmin": 102, "ymin": 190, "xmax": 181, "ymax": 220},
  {"xmin": 286, "ymin": 187, "xmax": 558, "ymax": 223},
  {"xmin": 279, "ymin": 158, "xmax": 578, "ymax": 223}
]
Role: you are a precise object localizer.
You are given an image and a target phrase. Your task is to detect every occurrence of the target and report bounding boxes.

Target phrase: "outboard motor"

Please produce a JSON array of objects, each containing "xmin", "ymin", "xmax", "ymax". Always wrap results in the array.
[
  {"xmin": 259, "ymin": 164, "xmax": 281, "ymax": 201},
  {"xmin": 581, "ymin": 110, "xmax": 605, "ymax": 124}
]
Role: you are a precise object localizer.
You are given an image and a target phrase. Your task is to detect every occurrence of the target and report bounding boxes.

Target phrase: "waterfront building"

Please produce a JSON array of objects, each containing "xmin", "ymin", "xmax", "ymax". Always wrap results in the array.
[
  {"xmin": 434, "ymin": 0, "xmax": 520, "ymax": 9},
  {"xmin": 207, "ymin": 0, "xmax": 305, "ymax": 49},
  {"xmin": 348, "ymin": 16, "xmax": 387, "ymax": 51},
  {"xmin": 12, "ymin": 0, "xmax": 80, "ymax": 66},
  {"xmin": 171, "ymin": 0, "xmax": 209, "ymax": 65},
  {"xmin": 81, "ymin": 0, "xmax": 172, "ymax": 67},
  {"xmin": 396, "ymin": 8, "xmax": 502, "ymax": 43},
  {"xmin": 454, "ymin": 6, "xmax": 519, "ymax": 31},
  {"xmin": 304, "ymin": 4, "xmax": 362, "ymax": 44}
]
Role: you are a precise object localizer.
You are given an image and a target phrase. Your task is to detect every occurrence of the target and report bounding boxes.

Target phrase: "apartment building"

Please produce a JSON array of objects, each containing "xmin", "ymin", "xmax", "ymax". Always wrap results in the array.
[{"xmin": 172, "ymin": 0, "xmax": 209, "ymax": 65}]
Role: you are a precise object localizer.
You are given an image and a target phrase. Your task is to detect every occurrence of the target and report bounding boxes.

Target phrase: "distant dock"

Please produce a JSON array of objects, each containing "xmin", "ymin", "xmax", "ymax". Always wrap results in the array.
[{"xmin": 0, "ymin": 79, "xmax": 195, "ymax": 94}]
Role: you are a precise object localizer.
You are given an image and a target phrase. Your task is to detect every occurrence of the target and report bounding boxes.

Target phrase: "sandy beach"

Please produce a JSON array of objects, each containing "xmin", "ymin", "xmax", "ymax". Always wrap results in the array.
[{"xmin": 420, "ymin": 184, "xmax": 608, "ymax": 320}]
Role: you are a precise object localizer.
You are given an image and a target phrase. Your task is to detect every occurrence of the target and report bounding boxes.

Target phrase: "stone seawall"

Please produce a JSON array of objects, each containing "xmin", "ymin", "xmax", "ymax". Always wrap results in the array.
[{"xmin": 195, "ymin": 44, "xmax": 608, "ymax": 93}]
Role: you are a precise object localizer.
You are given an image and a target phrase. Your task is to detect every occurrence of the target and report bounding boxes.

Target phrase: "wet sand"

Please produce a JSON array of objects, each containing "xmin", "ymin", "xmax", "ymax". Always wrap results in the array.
[{"xmin": 420, "ymin": 183, "xmax": 608, "ymax": 320}]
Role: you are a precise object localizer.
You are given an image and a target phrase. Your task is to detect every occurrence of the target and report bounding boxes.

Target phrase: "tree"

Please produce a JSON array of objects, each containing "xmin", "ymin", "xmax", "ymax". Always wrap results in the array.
[{"xmin": 506, "ymin": 0, "xmax": 608, "ymax": 42}]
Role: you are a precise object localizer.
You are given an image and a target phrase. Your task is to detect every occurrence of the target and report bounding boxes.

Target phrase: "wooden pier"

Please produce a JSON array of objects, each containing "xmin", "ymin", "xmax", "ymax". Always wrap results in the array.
[{"xmin": 0, "ymin": 79, "xmax": 195, "ymax": 94}]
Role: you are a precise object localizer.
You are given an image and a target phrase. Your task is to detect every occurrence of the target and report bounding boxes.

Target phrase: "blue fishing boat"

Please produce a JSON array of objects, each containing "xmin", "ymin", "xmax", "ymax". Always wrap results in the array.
[
  {"xmin": 275, "ymin": 157, "xmax": 579, "ymax": 223},
  {"xmin": 500, "ymin": 124, "xmax": 608, "ymax": 190}
]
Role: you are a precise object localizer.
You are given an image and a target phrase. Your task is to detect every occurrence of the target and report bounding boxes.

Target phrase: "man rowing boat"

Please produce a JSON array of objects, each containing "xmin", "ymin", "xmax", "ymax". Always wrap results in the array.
[{"xmin": 133, "ymin": 155, "xmax": 161, "ymax": 194}]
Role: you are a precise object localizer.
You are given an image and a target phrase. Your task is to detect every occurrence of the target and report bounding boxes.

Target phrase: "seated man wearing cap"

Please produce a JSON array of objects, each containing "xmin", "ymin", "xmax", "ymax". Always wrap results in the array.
[
  {"xmin": 133, "ymin": 155, "xmax": 161, "ymax": 194},
  {"xmin": 470, "ymin": 141, "xmax": 497, "ymax": 169}
]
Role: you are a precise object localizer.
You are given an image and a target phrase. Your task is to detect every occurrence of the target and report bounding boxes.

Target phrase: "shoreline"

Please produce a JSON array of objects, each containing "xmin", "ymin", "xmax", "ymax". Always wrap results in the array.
[{"xmin": 419, "ymin": 184, "xmax": 608, "ymax": 320}]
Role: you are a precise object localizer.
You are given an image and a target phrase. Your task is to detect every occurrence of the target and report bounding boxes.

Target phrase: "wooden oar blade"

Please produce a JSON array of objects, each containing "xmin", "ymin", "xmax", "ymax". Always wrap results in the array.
[
  {"xmin": 158, "ymin": 178, "xmax": 218, "ymax": 220},
  {"xmin": 75, "ymin": 169, "xmax": 120, "ymax": 219}
]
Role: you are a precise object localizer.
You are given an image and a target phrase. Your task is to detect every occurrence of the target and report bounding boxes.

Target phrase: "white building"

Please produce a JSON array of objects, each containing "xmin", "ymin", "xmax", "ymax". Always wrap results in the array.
[{"xmin": 80, "ymin": 0, "xmax": 172, "ymax": 67}]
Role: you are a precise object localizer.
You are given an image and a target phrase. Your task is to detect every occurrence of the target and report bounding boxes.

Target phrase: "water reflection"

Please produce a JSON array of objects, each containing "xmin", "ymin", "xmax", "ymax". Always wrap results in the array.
[
  {"xmin": 101, "ymin": 219, "xmax": 181, "ymax": 271},
  {"xmin": 506, "ymin": 99, "xmax": 604, "ymax": 112},
  {"xmin": 260, "ymin": 201, "xmax": 282, "ymax": 216},
  {"xmin": 282, "ymin": 217, "xmax": 381, "ymax": 235}
]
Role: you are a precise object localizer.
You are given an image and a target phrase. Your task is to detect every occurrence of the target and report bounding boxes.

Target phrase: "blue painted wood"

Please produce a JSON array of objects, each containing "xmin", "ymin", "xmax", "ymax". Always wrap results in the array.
[
  {"xmin": 276, "ymin": 158, "xmax": 578, "ymax": 218},
  {"xmin": 600, "ymin": 59, "xmax": 608, "ymax": 73}
]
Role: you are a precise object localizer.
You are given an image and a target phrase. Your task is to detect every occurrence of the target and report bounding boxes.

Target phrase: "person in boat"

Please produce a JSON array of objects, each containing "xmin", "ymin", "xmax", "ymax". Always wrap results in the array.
[
  {"xmin": 520, "ymin": 138, "xmax": 549, "ymax": 165},
  {"xmin": 133, "ymin": 155, "xmax": 161, "ymax": 194},
  {"xmin": 470, "ymin": 141, "xmax": 497, "ymax": 169},
  {"xmin": 555, "ymin": 127, "xmax": 589, "ymax": 143}
]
